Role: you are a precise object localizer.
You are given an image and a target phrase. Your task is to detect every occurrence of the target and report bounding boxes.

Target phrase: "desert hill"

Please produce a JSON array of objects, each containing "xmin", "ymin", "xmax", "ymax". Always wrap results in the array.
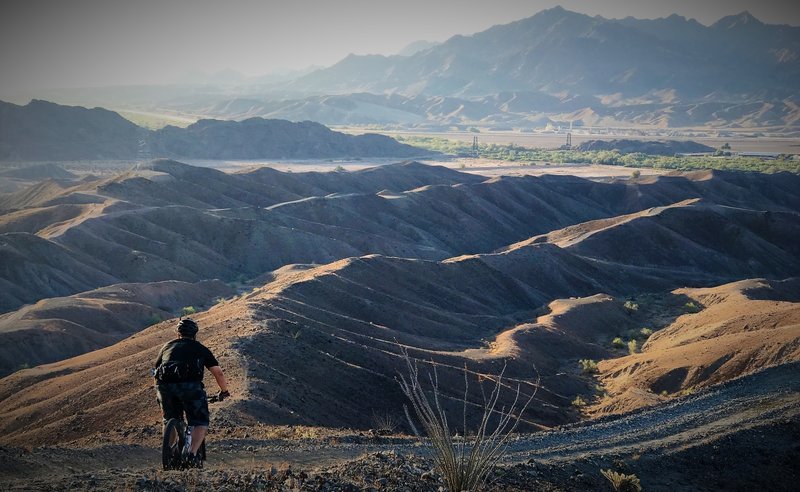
[
  {"xmin": 0, "ymin": 280, "xmax": 233, "ymax": 377},
  {"xmin": 1, "ymin": 162, "xmax": 799, "ymax": 448},
  {"xmin": 3, "ymin": 164, "xmax": 800, "ymax": 313},
  {"xmin": 593, "ymin": 277, "xmax": 800, "ymax": 415},
  {"xmin": 0, "ymin": 100, "xmax": 426, "ymax": 161},
  {"xmin": 0, "ymin": 163, "xmax": 76, "ymax": 180},
  {"xmin": 149, "ymin": 118, "xmax": 424, "ymax": 159},
  {"xmin": 0, "ymin": 100, "xmax": 141, "ymax": 161},
  {"xmin": 165, "ymin": 89, "xmax": 800, "ymax": 131},
  {"xmin": 574, "ymin": 139, "xmax": 715, "ymax": 155},
  {"xmin": 1, "ymin": 250, "xmax": 798, "ymax": 447}
]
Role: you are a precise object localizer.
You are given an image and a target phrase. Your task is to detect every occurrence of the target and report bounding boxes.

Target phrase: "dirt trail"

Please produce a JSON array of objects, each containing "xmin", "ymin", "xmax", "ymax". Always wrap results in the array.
[{"xmin": 1, "ymin": 362, "xmax": 796, "ymax": 489}]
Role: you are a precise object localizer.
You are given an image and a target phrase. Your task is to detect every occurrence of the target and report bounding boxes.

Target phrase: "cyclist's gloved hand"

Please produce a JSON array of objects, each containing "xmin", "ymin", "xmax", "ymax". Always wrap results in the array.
[{"xmin": 217, "ymin": 390, "xmax": 231, "ymax": 401}]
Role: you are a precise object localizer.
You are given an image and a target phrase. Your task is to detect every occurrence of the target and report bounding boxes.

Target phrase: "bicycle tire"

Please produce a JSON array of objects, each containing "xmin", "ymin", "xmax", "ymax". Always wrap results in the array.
[{"xmin": 162, "ymin": 418, "xmax": 186, "ymax": 470}]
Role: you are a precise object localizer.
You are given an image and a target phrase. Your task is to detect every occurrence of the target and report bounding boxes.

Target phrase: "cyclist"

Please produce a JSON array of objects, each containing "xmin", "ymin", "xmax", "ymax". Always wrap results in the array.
[{"xmin": 154, "ymin": 318, "xmax": 230, "ymax": 467}]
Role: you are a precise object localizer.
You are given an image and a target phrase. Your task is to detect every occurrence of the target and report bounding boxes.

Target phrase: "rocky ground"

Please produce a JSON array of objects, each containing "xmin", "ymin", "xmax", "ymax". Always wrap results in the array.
[{"xmin": 1, "ymin": 362, "xmax": 797, "ymax": 491}]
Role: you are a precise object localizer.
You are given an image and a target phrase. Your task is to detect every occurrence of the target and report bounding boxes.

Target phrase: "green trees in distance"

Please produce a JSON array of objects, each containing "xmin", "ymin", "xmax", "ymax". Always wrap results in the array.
[{"xmin": 397, "ymin": 136, "xmax": 800, "ymax": 174}]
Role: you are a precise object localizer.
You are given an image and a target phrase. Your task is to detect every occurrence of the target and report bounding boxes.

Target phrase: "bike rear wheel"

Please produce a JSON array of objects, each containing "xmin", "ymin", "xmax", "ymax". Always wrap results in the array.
[{"xmin": 162, "ymin": 418, "xmax": 186, "ymax": 470}]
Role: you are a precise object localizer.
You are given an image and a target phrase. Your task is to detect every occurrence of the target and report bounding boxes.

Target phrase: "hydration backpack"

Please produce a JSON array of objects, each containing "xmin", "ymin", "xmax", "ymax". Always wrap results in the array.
[{"xmin": 155, "ymin": 360, "xmax": 203, "ymax": 383}]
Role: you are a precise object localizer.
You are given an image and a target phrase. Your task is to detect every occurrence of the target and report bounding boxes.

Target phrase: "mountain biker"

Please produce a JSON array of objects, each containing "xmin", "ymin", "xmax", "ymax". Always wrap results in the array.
[{"xmin": 154, "ymin": 318, "xmax": 230, "ymax": 467}]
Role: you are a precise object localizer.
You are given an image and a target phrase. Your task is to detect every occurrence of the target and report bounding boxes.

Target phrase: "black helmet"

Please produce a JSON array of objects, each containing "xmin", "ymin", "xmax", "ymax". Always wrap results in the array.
[{"xmin": 177, "ymin": 318, "xmax": 199, "ymax": 338}]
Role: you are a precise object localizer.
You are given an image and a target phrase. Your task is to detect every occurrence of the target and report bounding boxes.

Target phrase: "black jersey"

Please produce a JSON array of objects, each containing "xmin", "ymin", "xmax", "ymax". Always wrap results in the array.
[{"xmin": 154, "ymin": 338, "xmax": 219, "ymax": 383}]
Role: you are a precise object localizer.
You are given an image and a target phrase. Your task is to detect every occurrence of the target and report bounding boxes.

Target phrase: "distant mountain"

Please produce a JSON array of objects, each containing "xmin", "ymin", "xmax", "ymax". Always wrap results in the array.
[
  {"xmin": 397, "ymin": 40, "xmax": 439, "ymax": 56},
  {"xmin": 0, "ymin": 100, "xmax": 426, "ymax": 161},
  {"xmin": 190, "ymin": 91, "xmax": 800, "ymax": 130},
  {"xmin": 149, "ymin": 118, "xmax": 425, "ymax": 159},
  {"xmin": 292, "ymin": 7, "xmax": 800, "ymax": 100},
  {"xmin": 574, "ymin": 139, "xmax": 715, "ymax": 155},
  {"xmin": 0, "ymin": 100, "xmax": 141, "ymax": 161}
]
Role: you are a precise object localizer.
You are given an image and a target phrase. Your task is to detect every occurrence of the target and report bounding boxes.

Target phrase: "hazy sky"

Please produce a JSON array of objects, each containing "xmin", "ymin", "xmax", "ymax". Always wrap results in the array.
[{"xmin": 1, "ymin": 0, "xmax": 798, "ymax": 100}]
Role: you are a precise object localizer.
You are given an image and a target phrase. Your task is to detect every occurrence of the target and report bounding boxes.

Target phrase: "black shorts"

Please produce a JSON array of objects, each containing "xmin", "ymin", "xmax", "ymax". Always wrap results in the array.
[{"xmin": 156, "ymin": 381, "xmax": 210, "ymax": 427}]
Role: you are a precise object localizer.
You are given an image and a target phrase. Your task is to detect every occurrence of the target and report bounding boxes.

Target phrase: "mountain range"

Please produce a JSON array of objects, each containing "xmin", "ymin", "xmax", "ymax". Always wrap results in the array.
[
  {"xmin": 109, "ymin": 8, "xmax": 800, "ymax": 130},
  {"xmin": 0, "ymin": 100, "xmax": 426, "ymax": 161},
  {"xmin": 292, "ymin": 8, "xmax": 799, "ymax": 100}
]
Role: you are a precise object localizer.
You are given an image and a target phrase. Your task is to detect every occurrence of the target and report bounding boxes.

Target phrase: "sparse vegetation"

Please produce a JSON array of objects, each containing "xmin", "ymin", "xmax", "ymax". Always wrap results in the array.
[
  {"xmin": 396, "ymin": 135, "xmax": 800, "ymax": 174},
  {"xmin": 572, "ymin": 396, "xmax": 587, "ymax": 407},
  {"xmin": 370, "ymin": 410, "xmax": 399, "ymax": 435},
  {"xmin": 181, "ymin": 306, "xmax": 197, "ymax": 316},
  {"xmin": 630, "ymin": 169, "xmax": 641, "ymax": 179},
  {"xmin": 579, "ymin": 359, "xmax": 599, "ymax": 374},
  {"xmin": 684, "ymin": 301, "xmax": 701, "ymax": 313},
  {"xmin": 145, "ymin": 313, "xmax": 162, "ymax": 326},
  {"xmin": 628, "ymin": 340, "xmax": 639, "ymax": 355},
  {"xmin": 639, "ymin": 327, "xmax": 653, "ymax": 338},
  {"xmin": 624, "ymin": 300, "xmax": 639, "ymax": 314},
  {"xmin": 601, "ymin": 469, "xmax": 642, "ymax": 492},
  {"xmin": 612, "ymin": 337, "xmax": 625, "ymax": 348},
  {"xmin": 397, "ymin": 348, "xmax": 538, "ymax": 492},
  {"xmin": 333, "ymin": 165, "xmax": 346, "ymax": 172}
]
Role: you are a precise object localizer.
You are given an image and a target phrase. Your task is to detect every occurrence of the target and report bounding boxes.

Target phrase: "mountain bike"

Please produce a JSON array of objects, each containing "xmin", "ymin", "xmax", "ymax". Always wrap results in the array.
[{"xmin": 161, "ymin": 393, "xmax": 223, "ymax": 470}]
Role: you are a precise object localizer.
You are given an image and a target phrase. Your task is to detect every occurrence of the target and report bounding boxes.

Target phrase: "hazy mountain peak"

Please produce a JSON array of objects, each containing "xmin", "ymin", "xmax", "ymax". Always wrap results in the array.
[
  {"xmin": 713, "ymin": 10, "xmax": 764, "ymax": 29},
  {"xmin": 397, "ymin": 40, "xmax": 439, "ymax": 57}
]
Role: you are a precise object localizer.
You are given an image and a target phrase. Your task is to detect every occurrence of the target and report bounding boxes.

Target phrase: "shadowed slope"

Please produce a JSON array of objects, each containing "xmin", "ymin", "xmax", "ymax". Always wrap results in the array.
[
  {"xmin": 4, "ymin": 165, "xmax": 798, "ymax": 314},
  {"xmin": 2, "ymin": 206, "xmax": 799, "ymax": 446},
  {"xmin": 0, "ymin": 280, "xmax": 233, "ymax": 377}
]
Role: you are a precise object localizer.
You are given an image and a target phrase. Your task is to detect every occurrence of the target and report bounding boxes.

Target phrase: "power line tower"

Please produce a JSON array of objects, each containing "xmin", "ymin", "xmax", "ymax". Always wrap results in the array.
[
  {"xmin": 565, "ymin": 121, "xmax": 573, "ymax": 149},
  {"xmin": 472, "ymin": 136, "xmax": 479, "ymax": 157}
]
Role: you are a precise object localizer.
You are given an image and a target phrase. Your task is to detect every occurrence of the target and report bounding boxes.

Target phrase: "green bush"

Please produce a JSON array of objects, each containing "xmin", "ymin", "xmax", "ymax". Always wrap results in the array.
[
  {"xmin": 684, "ymin": 301, "xmax": 701, "ymax": 313},
  {"xmin": 182, "ymin": 306, "xmax": 197, "ymax": 316},
  {"xmin": 639, "ymin": 327, "xmax": 653, "ymax": 337},
  {"xmin": 601, "ymin": 469, "xmax": 642, "ymax": 492},
  {"xmin": 627, "ymin": 339, "xmax": 639, "ymax": 354},
  {"xmin": 579, "ymin": 359, "xmax": 599, "ymax": 374},
  {"xmin": 572, "ymin": 395, "xmax": 587, "ymax": 407},
  {"xmin": 623, "ymin": 300, "xmax": 639, "ymax": 314},
  {"xmin": 612, "ymin": 337, "xmax": 625, "ymax": 348}
]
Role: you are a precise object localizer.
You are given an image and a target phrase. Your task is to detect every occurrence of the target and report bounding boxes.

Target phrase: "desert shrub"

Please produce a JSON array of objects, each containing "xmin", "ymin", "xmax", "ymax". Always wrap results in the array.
[
  {"xmin": 612, "ymin": 337, "xmax": 625, "ymax": 348},
  {"xmin": 627, "ymin": 340, "xmax": 639, "ymax": 354},
  {"xmin": 601, "ymin": 469, "xmax": 642, "ymax": 492},
  {"xmin": 595, "ymin": 384, "xmax": 609, "ymax": 397},
  {"xmin": 684, "ymin": 301, "xmax": 701, "ymax": 313},
  {"xmin": 630, "ymin": 169, "xmax": 641, "ymax": 179},
  {"xmin": 579, "ymin": 359, "xmax": 599, "ymax": 374},
  {"xmin": 623, "ymin": 300, "xmax": 639, "ymax": 314},
  {"xmin": 572, "ymin": 396, "xmax": 587, "ymax": 407},
  {"xmin": 370, "ymin": 410, "xmax": 399, "ymax": 435},
  {"xmin": 397, "ymin": 348, "xmax": 538, "ymax": 492},
  {"xmin": 639, "ymin": 327, "xmax": 653, "ymax": 338},
  {"xmin": 182, "ymin": 306, "xmax": 197, "ymax": 316},
  {"xmin": 333, "ymin": 165, "xmax": 346, "ymax": 172}
]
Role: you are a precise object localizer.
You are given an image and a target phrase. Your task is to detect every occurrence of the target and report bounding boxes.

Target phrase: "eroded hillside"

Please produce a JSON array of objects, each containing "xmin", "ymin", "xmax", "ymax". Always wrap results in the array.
[{"xmin": 1, "ymin": 162, "xmax": 799, "ymax": 448}]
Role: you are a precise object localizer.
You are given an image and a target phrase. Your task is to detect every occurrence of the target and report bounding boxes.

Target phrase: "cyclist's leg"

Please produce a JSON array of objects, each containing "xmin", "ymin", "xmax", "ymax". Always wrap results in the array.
[
  {"xmin": 177, "ymin": 383, "xmax": 210, "ymax": 456},
  {"xmin": 157, "ymin": 384, "xmax": 185, "ymax": 445}
]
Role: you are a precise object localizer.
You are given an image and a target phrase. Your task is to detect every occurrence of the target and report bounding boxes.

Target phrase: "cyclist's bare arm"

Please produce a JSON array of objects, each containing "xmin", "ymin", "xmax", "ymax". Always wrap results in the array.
[{"xmin": 209, "ymin": 366, "xmax": 228, "ymax": 393}]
